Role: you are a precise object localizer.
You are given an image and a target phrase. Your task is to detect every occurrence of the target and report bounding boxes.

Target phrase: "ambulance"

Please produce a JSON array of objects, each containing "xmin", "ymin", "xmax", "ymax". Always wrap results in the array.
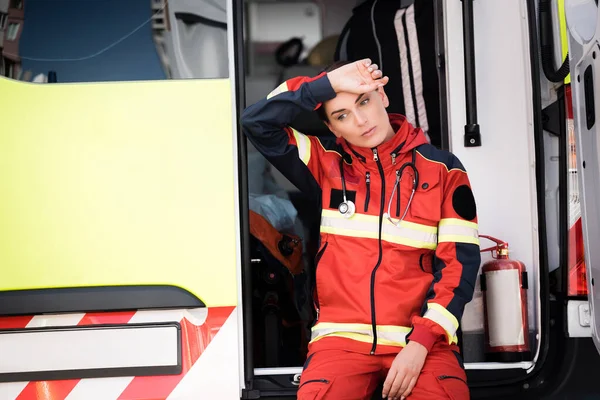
[{"xmin": 0, "ymin": 0, "xmax": 598, "ymax": 398}]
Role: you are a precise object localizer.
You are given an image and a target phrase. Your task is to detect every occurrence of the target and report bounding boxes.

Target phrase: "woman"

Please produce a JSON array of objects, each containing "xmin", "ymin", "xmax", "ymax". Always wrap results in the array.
[{"xmin": 241, "ymin": 59, "xmax": 480, "ymax": 400}]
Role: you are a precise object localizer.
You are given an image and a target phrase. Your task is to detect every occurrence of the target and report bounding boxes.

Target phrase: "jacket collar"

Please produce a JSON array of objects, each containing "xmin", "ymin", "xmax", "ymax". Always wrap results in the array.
[{"xmin": 338, "ymin": 114, "xmax": 429, "ymax": 171}]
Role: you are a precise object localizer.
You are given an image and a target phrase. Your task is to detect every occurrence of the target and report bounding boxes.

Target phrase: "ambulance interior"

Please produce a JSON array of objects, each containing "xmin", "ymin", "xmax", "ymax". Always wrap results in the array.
[{"xmin": 240, "ymin": 0, "xmax": 591, "ymax": 395}]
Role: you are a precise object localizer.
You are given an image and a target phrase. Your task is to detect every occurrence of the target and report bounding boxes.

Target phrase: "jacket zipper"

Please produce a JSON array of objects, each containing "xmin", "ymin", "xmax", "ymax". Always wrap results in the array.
[
  {"xmin": 364, "ymin": 172, "xmax": 371, "ymax": 212},
  {"xmin": 395, "ymin": 170, "xmax": 401, "ymax": 217},
  {"xmin": 299, "ymin": 378, "xmax": 330, "ymax": 389},
  {"xmin": 390, "ymin": 142, "xmax": 405, "ymax": 164},
  {"xmin": 438, "ymin": 375, "xmax": 467, "ymax": 384},
  {"xmin": 369, "ymin": 147, "xmax": 385, "ymax": 355}
]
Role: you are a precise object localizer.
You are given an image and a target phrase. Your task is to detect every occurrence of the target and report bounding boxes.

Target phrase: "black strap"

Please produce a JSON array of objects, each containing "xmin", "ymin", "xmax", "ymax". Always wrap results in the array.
[
  {"xmin": 521, "ymin": 271, "xmax": 529, "ymax": 289},
  {"xmin": 339, "ymin": 157, "xmax": 347, "ymax": 201}
]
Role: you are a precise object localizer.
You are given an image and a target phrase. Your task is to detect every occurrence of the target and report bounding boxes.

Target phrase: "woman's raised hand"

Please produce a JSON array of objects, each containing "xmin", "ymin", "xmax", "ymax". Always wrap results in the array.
[{"xmin": 327, "ymin": 59, "xmax": 390, "ymax": 94}]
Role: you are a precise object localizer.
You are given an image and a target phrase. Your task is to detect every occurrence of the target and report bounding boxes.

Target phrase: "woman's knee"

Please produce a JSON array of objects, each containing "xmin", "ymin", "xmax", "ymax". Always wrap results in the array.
[
  {"xmin": 409, "ymin": 372, "xmax": 470, "ymax": 400},
  {"xmin": 297, "ymin": 378, "xmax": 334, "ymax": 400}
]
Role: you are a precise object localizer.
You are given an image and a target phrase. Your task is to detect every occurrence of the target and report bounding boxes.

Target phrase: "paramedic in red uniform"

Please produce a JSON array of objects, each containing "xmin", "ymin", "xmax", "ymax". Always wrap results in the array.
[{"xmin": 241, "ymin": 59, "xmax": 480, "ymax": 400}]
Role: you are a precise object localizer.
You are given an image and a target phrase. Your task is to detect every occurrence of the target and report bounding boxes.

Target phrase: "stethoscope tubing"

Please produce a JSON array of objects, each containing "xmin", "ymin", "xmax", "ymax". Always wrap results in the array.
[{"xmin": 338, "ymin": 148, "xmax": 419, "ymax": 224}]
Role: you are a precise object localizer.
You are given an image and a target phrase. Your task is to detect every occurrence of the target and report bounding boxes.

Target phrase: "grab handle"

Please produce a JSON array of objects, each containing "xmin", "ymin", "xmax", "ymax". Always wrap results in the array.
[{"xmin": 462, "ymin": 0, "xmax": 481, "ymax": 147}]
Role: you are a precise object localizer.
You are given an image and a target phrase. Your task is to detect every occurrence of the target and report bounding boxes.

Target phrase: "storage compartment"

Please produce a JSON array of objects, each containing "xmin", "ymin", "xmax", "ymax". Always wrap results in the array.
[{"xmin": 241, "ymin": 0, "xmax": 546, "ymax": 396}]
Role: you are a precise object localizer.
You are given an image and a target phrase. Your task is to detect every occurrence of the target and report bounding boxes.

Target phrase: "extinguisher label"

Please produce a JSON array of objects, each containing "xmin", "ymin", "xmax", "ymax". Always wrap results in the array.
[{"xmin": 485, "ymin": 269, "xmax": 526, "ymax": 347}]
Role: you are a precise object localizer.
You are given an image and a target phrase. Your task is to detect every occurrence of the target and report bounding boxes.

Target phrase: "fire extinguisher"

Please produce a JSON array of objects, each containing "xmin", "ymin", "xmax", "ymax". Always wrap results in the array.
[{"xmin": 480, "ymin": 235, "xmax": 531, "ymax": 362}]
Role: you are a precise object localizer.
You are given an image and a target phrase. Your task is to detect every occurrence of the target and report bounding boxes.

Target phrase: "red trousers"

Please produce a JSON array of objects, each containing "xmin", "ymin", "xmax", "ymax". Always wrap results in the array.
[{"xmin": 297, "ymin": 338, "xmax": 469, "ymax": 400}]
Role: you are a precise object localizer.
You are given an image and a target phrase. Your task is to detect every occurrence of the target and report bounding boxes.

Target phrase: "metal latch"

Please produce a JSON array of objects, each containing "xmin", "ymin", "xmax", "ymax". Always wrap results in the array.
[
  {"xmin": 579, "ymin": 303, "xmax": 591, "ymax": 327},
  {"xmin": 292, "ymin": 373, "xmax": 302, "ymax": 386}
]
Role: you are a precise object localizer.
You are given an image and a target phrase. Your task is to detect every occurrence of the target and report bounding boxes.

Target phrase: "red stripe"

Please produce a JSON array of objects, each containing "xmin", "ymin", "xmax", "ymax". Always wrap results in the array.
[
  {"xmin": 0, "ymin": 316, "xmax": 34, "ymax": 329},
  {"xmin": 15, "ymin": 380, "xmax": 79, "ymax": 400},
  {"xmin": 286, "ymin": 73, "xmax": 326, "ymax": 92},
  {"xmin": 117, "ymin": 306, "xmax": 234, "ymax": 400},
  {"xmin": 0, "ymin": 311, "xmax": 136, "ymax": 331}
]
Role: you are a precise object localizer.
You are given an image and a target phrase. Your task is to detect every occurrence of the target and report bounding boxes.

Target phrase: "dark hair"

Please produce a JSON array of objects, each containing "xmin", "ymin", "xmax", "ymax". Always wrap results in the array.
[{"xmin": 316, "ymin": 60, "xmax": 351, "ymax": 122}]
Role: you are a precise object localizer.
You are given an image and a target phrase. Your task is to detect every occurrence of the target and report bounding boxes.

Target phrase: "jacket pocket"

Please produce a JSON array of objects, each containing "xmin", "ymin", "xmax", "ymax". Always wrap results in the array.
[
  {"xmin": 313, "ymin": 241, "xmax": 328, "ymax": 319},
  {"xmin": 408, "ymin": 176, "xmax": 442, "ymax": 223},
  {"xmin": 297, "ymin": 378, "xmax": 334, "ymax": 400},
  {"xmin": 419, "ymin": 253, "xmax": 434, "ymax": 274},
  {"xmin": 436, "ymin": 375, "xmax": 470, "ymax": 400}
]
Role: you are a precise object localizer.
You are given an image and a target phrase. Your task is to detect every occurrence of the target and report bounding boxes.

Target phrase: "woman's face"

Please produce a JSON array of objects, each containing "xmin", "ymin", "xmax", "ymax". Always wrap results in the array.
[{"xmin": 323, "ymin": 87, "xmax": 395, "ymax": 148}]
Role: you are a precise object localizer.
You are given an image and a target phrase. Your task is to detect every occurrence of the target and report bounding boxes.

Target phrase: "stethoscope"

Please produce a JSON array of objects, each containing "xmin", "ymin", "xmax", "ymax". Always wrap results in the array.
[
  {"xmin": 338, "ymin": 156, "xmax": 356, "ymax": 218},
  {"xmin": 338, "ymin": 149, "xmax": 419, "ymax": 227}
]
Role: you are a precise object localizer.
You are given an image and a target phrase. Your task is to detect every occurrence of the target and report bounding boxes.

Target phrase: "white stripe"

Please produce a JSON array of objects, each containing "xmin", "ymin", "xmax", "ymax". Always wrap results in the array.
[
  {"xmin": 405, "ymin": 5, "xmax": 429, "ymax": 133},
  {"xmin": 167, "ymin": 308, "xmax": 239, "ymax": 399},
  {"xmin": 394, "ymin": 9, "xmax": 416, "ymax": 127},
  {"xmin": 17, "ymin": 309, "xmax": 207, "ymax": 329},
  {"xmin": 320, "ymin": 213, "xmax": 437, "ymax": 248},
  {"xmin": 0, "ymin": 382, "xmax": 28, "ymax": 400},
  {"xmin": 424, "ymin": 308, "xmax": 458, "ymax": 339},
  {"xmin": 266, "ymin": 81, "xmax": 288, "ymax": 99},
  {"xmin": 382, "ymin": 222, "xmax": 437, "ymax": 248},
  {"xmin": 379, "ymin": 331, "xmax": 408, "ymax": 343},
  {"xmin": 65, "ymin": 377, "xmax": 135, "ymax": 400},
  {"xmin": 311, "ymin": 326, "xmax": 408, "ymax": 344},
  {"xmin": 127, "ymin": 308, "xmax": 208, "ymax": 326},
  {"xmin": 0, "ymin": 325, "xmax": 179, "ymax": 374},
  {"xmin": 26, "ymin": 313, "xmax": 85, "ymax": 328},
  {"xmin": 438, "ymin": 224, "xmax": 479, "ymax": 238},
  {"xmin": 254, "ymin": 367, "xmax": 302, "ymax": 376},
  {"xmin": 292, "ymin": 129, "xmax": 310, "ymax": 165}
]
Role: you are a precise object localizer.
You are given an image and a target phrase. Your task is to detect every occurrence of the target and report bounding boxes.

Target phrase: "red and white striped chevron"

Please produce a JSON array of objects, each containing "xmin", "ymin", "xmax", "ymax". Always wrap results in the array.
[{"xmin": 0, "ymin": 306, "xmax": 239, "ymax": 400}]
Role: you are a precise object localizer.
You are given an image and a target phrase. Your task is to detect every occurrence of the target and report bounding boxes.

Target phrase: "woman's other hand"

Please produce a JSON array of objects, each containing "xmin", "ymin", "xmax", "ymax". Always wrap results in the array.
[{"xmin": 382, "ymin": 341, "xmax": 428, "ymax": 399}]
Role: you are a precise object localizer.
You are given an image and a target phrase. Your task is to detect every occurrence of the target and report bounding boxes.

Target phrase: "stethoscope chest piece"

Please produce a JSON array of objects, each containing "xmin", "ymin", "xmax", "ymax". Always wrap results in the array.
[{"xmin": 338, "ymin": 200, "xmax": 356, "ymax": 219}]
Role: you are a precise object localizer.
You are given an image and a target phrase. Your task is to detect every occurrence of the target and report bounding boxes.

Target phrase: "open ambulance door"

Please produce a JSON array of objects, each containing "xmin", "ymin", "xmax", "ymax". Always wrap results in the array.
[
  {"xmin": 0, "ymin": 0, "xmax": 243, "ymax": 398},
  {"xmin": 565, "ymin": 0, "xmax": 600, "ymax": 353}
]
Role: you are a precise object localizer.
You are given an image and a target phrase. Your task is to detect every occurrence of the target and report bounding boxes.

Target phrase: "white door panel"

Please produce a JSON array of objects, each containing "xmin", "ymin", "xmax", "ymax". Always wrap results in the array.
[{"xmin": 566, "ymin": 0, "xmax": 600, "ymax": 354}]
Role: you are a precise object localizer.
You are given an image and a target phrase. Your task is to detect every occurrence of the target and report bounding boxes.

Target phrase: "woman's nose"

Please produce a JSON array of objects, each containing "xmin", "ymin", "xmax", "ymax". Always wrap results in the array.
[{"xmin": 355, "ymin": 110, "xmax": 368, "ymax": 126}]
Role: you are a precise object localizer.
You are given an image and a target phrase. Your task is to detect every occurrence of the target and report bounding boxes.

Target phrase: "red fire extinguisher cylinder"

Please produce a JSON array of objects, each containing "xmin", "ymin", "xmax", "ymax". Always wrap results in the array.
[{"xmin": 480, "ymin": 235, "xmax": 531, "ymax": 362}]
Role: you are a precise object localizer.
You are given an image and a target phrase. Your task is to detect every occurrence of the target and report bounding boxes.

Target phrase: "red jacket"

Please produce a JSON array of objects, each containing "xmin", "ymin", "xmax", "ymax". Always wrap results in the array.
[{"xmin": 241, "ymin": 73, "xmax": 481, "ymax": 355}]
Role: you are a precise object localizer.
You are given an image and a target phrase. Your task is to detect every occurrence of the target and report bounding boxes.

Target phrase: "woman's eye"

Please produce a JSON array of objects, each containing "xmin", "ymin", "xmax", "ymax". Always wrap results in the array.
[
  {"xmin": 337, "ymin": 113, "xmax": 347, "ymax": 121},
  {"xmin": 360, "ymin": 98, "xmax": 370, "ymax": 106}
]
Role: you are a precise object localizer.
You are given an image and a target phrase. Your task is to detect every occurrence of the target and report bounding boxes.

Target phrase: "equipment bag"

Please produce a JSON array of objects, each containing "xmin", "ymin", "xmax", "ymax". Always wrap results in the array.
[{"xmin": 335, "ymin": 0, "xmax": 441, "ymax": 148}]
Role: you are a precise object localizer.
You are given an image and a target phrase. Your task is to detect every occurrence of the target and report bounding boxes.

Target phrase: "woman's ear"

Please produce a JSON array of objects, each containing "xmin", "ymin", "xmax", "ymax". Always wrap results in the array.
[{"xmin": 377, "ymin": 87, "xmax": 390, "ymax": 108}]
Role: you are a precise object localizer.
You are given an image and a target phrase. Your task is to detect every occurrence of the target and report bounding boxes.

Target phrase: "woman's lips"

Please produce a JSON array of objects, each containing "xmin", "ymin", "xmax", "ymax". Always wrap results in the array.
[{"xmin": 362, "ymin": 126, "xmax": 376, "ymax": 136}]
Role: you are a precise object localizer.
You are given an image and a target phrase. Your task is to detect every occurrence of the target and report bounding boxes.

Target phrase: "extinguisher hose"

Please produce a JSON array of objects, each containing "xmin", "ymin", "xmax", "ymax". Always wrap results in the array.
[{"xmin": 479, "ymin": 234, "xmax": 508, "ymax": 255}]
